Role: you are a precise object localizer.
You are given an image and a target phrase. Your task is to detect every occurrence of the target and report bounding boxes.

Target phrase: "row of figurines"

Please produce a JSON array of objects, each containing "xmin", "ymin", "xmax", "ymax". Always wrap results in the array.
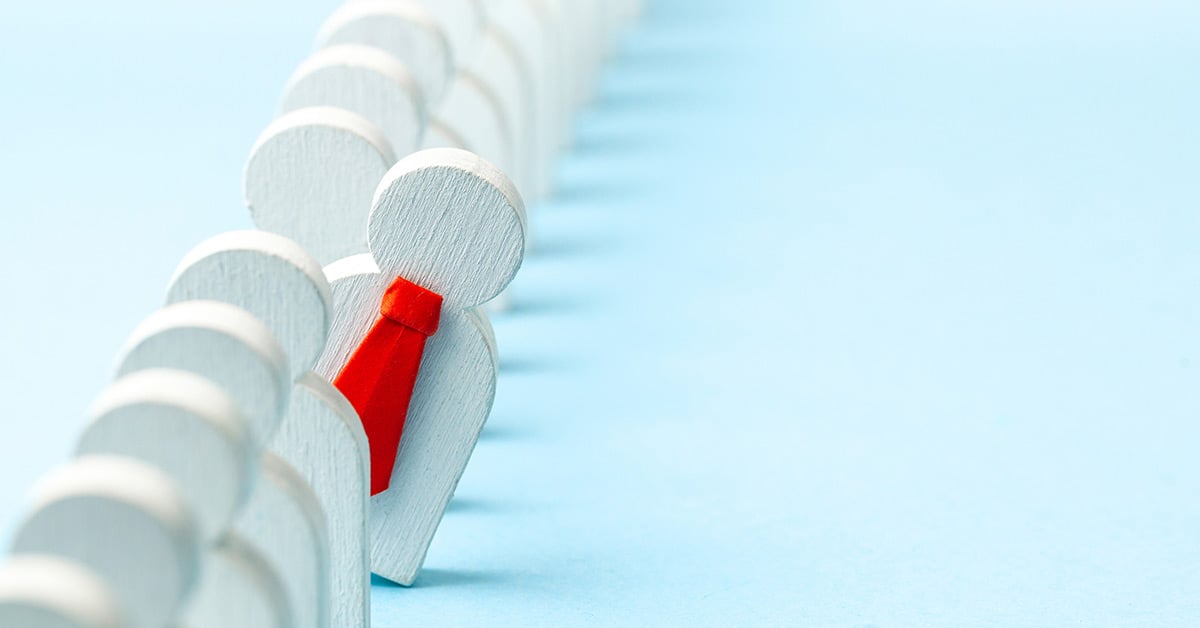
[{"xmin": 0, "ymin": 1, "xmax": 642, "ymax": 627}]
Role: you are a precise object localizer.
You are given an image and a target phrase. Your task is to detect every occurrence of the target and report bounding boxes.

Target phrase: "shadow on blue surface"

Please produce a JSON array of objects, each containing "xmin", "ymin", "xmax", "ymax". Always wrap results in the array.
[
  {"xmin": 372, "ymin": 568, "xmax": 519, "ymax": 590},
  {"xmin": 549, "ymin": 175, "xmax": 653, "ymax": 205},
  {"xmin": 445, "ymin": 498, "xmax": 515, "ymax": 515},
  {"xmin": 477, "ymin": 424, "xmax": 540, "ymax": 444},
  {"xmin": 501, "ymin": 296, "xmax": 592, "ymax": 317},
  {"xmin": 497, "ymin": 355, "xmax": 574, "ymax": 375}
]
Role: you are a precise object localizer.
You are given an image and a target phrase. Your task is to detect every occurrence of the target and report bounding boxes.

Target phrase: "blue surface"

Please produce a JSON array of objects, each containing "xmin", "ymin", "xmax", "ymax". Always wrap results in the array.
[{"xmin": 3, "ymin": 1, "xmax": 1200, "ymax": 625}]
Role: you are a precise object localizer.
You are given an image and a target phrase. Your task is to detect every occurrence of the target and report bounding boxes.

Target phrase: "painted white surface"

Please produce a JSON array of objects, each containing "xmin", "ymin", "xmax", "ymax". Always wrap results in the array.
[
  {"xmin": 232, "ymin": 454, "xmax": 330, "ymax": 628},
  {"xmin": 271, "ymin": 375, "xmax": 370, "ymax": 628},
  {"xmin": 77, "ymin": 369, "xmax": 254, "ymax": 541},
  {"xmin": 9, "ymin": 456, "xmax": 200, "ymax": 628},
  {"xmin": 0, "ymin": 556, "xmax": 124, "ymax": 628},
  {"xmin": 409, "ymin": 0, "xmax": 483, "ymax": 67},
  {"xmin": 317, "ymin": 0, "xmax": 453, "ymax": 106},
  {"xmin": 167, "ymin": 230, "xmax": 332, "ymax": 378},
  {"xmin": 315, "ymin": 148, "xmax": 525, "ymax": 584},
  {"xmin": 180, "ymin": 535, "xmax": 291, "ymax": 628},
  {"xmin": 489, "ymin": 0, "xmax": 558, "ymax": 199},
  {"xmin": 468, "ymin": 26, "xmax": 534, "ymax": 199},
  {"xmin": 167, "ymin": 230, "xmax": 370, "ymax": 628},
  {"xmin": 245, "ymin": 106, "xmax": 394, "ymax": 267},
  {"xmin": 114, "ymin": 300, "xmax": 288, "ymax": 448},
  {"xmin": 280, "ymin": 45, "xmax": 426, "ymax": 157},
  {"xmin": 427, "ymin": 72, "xmax": 514, "ymax": 182}
]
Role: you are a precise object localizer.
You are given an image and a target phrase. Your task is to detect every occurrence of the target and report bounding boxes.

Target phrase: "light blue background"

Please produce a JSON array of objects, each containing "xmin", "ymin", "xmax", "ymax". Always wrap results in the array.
[{"xmin": 2, "ymin": 1, "xmax": 1199, "ymax": 625}]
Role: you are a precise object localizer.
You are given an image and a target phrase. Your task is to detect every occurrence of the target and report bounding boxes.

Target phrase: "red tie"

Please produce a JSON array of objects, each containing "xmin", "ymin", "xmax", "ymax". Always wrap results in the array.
[{"xmin": 334, "ymin": 276, "xmax": 443, "ymax": 495}]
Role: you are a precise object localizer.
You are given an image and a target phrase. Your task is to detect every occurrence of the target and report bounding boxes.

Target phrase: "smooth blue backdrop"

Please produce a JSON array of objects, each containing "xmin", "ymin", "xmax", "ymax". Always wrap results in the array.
[{"xmin": 2, "ymin": 1, "xmax": 1199, "ymax": 625}]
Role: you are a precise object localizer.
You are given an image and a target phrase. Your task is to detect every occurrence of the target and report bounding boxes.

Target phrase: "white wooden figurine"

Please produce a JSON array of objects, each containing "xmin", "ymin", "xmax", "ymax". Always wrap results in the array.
[
  {"xmin": 280, "ymin": 45, "xmax": 426, "ymax": 157},
  {"xmin": 246, "ymin": 107, "xmax": 394, "ymax": 267},
  {"xmin": 0, "ymin": 3, "xmax": 643, "ymax": 626},
  {"xmin": 114, "ymin": 300, "xmax": 288, "ymax": 447},
  {"xmin": 77, "ymin": 369, "xmax": 255, "ymax": 541},
  {"xmin": 166, "ymin": 230, "xmax": 370, "ymax": 628},
  {"xmin": 407, "ymin": 0, "xmax": 484, "ymax": 67},
  {"xmin": 180, "ymin": 535, "xmax": 291, "ymax": 628},
  {"xmin": 231, "ymin": 454, "xmax": 330, "ymax": 628},
  {"xmin": 314, "ymin": 147, "xmax": 524, "ymax": 584},
  {"xmin": 112, "ymin": 300, "xmax": 329, "ymax": 628},
  {"xmin": 0, "ymin": 556, "xmax": 124, "ymax": 628},
  {"xmin": 317, "ymin": 1, "xmax": 454, "ymax": 107},
  {"xmin": 9, "ymin": 456, "xmax": 200, "ymax": 628},
  {"xmin": 313, "ymin": 3, "xmax": 518, "ymax": 193}
]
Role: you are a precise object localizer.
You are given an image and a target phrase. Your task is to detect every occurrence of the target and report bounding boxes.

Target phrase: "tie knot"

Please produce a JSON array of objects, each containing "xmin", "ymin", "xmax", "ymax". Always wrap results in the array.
[{"xmin": 380, "ymin": 276, "xmax": 443, "ymax": 336}]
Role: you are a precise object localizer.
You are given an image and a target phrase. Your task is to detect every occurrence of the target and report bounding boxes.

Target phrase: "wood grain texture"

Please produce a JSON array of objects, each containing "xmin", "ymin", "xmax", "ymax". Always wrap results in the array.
[
  {"xmin": 426, "ymin": 72, "xmax": 514, "ymax": 179},
  {"xmin": 77, "ymin": 369, "xmax": 255, "ymax": 541},
  {"xmin": 315, "ymin": 148, "xmax": 524, "ymax": 584},
  {"xmin": 405, "ymin": 0, "xmax": 484, "ymax": 68},
  {"xmin": 423, "ymin": 118, "xmax": 469, "ymax": 150},
  {"xmin": 245, "ymin": 106, "xmax": 394, "ymax": 266},
  {"xmin": 468, "ymin": 306, "xmax": 499, "ymax": 371},
  {"xmin": 10, "ymin": 456, "xmax": 200, "ymax": 628},
  {"xmin": 461, "ymin": 20, "xmax": 535, "ymax": 263},
  {"xmin": 318, "ymin": 259, "xmax": 498, "ymax": 584},
  {"xmin": 232, "ymin": 454, "xmax": 330, "ymax": 628},
  {"xmin": 489, "ymin": 0, "xmax": 558, "ymax": 200},
  {"xmin": 272, "ymin": 373, "xmax": 370, "ymax": 628},
  {"xmin": 114, "ymin": 301, "xmax": 289, "ymax": 448},
  {"xmin": 322, "ymin": 0, "xmax": 521, "ymax": 200},
  {"xmin": 180, "ymin": 534, "xmax": 291, "ymax": 628},
  {"xmin": 365, "ymin": 313, "xmax": 494, "ymax": 585},
  {"xmin": 166, "ymin": 230, "xmax": 369, "ymax": 628},
  {"xmin": 317, "ymin": 0, "xmax": 453, "ymax": 106},
  {"xmin": 280, "ymin": 45, "xmax": 426, "ymax": 157},
  {"xmin": 367, "ymin": 148, "xmax": 525, "ymax": 308},
  {"xmin": 561, "ymin": 0, "xmax": 604, "ymax": 111},
  {"xmin": 537, "ymin": 0, "xmax": 575, "ymax": 150},
  {"xmin": 469, "ymin": 25, "xmax": 535, "ymax": 199},
  {"xmin": 0, "ymin": 556, "xmax": 124, "ymax": 628},
  {"xmin": 167, "ymin": 230, "xmax": 333, "ymax": 380}
]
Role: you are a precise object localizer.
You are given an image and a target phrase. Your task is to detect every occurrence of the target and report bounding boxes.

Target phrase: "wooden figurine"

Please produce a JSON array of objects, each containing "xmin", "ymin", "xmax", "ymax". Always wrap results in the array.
[
  {"xmin": 112, "ymin": 301, "xmax": 329, "ymax": 627},
  {"xmin": 231, "ymin": 454, "xmax": 329, "ymax": 628},
  {"xmin": 0, "ymin": 556, "xmax": 124, "ymax": 628},
  {"xmin": 427, "ymin": 73, "xmax": 515, "ymax": 184},
  {"xmin": 468, "ymin": 23, "xmax": 535, "ymax": 198},
  {"xmin": 488, "ymin": 0, "xmax": 561, "ymax": 200},
  {"xmin": 114, "ymin": 300, "xmax": 288, "ymax": 447},
  {"xmin": 314, "ymin": 147, "xmax": 524, "ymax": 584},
  {"xmin": 312, "ymin": 3, "xmax": 518, "ymax": 195},
  {"xmin": 317, "ymin": 1, "xmax": 454, "ymax": 107},
  {"xmin": 9, "ymin": 456, "xmax": 200, "ymax": 628},
  {"xmin": 280, "ymin": 45, "xmax": 426, "ymax": 157},
  {"xmin": 166, "ymin": 230, "xmax": 371, "ymax": 628},
  {"xmin": 0, "ymin": 2, "xmax": 641, "ymax": 626},
  {"xmin": 165, "ymin": 231, "xmax": 331, "ymax": 381},
  {"xmin": 180, "ymin": 536, "xmax": 291, "ymax": 628},
  {"xmin": 246, "ymin": 107, "xmax": 394, "ymax": 267},
  {"xmin": 77, "ymin": 369, "xmax": 255, "ymax": 541},
  {"xmin": 407, "ymin": 0, "xmax": 484, "ymax": 67}
]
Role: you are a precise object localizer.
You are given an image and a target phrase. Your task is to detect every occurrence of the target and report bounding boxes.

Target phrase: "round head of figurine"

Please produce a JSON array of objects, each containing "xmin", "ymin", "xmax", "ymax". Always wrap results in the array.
[
  {"xmin": 367, "ymin": 147, "xmax": 526, "ymax": 309},
  {"xmin": 245, "ymin": 106, "xmax": 395, "ymax": 267},
  {"xmin": 415, "ymin": 0, "xmax": 485, "ymax": 66},
  {"xmin": 11, "ymin": 456, "xmax": 200, "ymax": 628},
  {"xmin": 166, "ymin": 230, "xmax": 332, "ymax": 379},
  {"xmin": 0, "ymin": 556, "xmax": 124, "ymax": 628},
  {"xmin": 316, "ymin": 0, "xmax": 453, "ymax": 105},
  {"xmin": 280, "ymin": 44, "xmax": 426, "ymax": 157},
  {"xmin": 115, "ymin": 301, "xmax": 289, "ymax": 448},
  {"xmin": 79, "ymin": 369, "xmax": 256, "ymax": 542}
]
